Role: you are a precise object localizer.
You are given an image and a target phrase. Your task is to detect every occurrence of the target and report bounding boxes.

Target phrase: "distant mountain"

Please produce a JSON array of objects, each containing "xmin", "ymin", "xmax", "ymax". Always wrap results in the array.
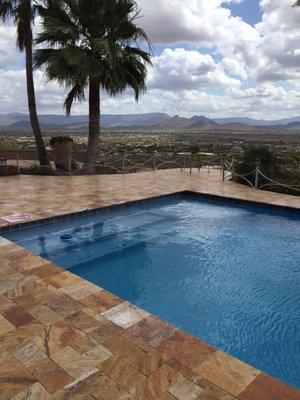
[
  {"xmin": 157, "ymin": 115, "xmax": 261, "ymax": 131},
  {"xmin": 8, "ymin": 113, "xmax": 89, "ymax": 126},
  {"xmin": 9, "ymin": 121, "xmax": 64, "ymax": 130},
  {"xmin": 284, "ymin": 121, "xmax": 300, "ymax": 130},
  {"xmin": 102, "ymin": 113, "xmax": 170, "ymax": 127},
  {"xmin": 160, "ymin": 115, "xmax": 193, "ymax": 129},
  {"xmin": 1, "ymin": 112, "xmax": 300, "ymax": 132},
  {"xmin": 214, "ymin": 122, "xmax": 256, "ymax": 131},
  {"xmin": 0, "ymin": 113, "xmax": 18, "ymax": 127},
  {"xmin": 189, "ymin": 115, "xmax": 218, "ymax": 129},
  {"xmin": 3, "ymin": 112, "xmax": 170, "ymax": 128},
  {"xmin": 214, "ymin": 116, "xmax": 300, "ymax": 126},
  {"xmin": 263, "ymin": 121, "xmax": 300, "ymax": 131}
]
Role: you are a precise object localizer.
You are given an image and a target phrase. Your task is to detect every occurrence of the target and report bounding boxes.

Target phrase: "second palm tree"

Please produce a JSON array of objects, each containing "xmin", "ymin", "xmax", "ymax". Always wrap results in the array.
[{"xmin": 35, "ymin": 0, "xmax": 152, "ymax": 169}]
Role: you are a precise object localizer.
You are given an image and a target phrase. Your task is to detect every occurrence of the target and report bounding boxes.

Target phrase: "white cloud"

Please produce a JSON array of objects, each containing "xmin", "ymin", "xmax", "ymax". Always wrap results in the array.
[
  {"xmin": 149, "ymin": 48, "xmax": 241, "ymax": 91},
  {"xmin": 0, "ymin": 69, "xmax": 67, "ymax": 113},
  {"xmin": 98, "ymin": 84, "xmax": 300, "ymax": 120},
  {"xmin": 0, "ymin": 66, "xmax": 298, "ymax": 120},
  {"xmin": 255, "ymin": 0, "xmax": 300, "ymax": 82},
  {"xmin": 0, "ymin": 25, "xmax": 19, "ymax": 68},
  {"xmin": 137, "ymin": 0, "xmax": 259, "ymax": 48}
]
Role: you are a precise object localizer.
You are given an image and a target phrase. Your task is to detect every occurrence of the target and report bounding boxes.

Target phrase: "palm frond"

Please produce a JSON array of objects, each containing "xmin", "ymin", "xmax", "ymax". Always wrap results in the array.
[
  {"xmin": 64, "ymin": 82, "xmax": 85, "ymax": 115},
  {"xmin": 35, "ymin": 0, "xmax": 153, "ymax": 115},
  {"xmin": 0, "ymin": 1, "xmax": 14, "ymax": 21}
]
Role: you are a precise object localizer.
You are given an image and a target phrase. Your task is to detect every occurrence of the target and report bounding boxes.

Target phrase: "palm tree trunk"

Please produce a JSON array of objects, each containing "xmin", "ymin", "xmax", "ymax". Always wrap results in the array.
[
  {"xmin": 25, "ymin": 21, "xmax": 50, "ymax": 167},
  {"xmin": 84, "ymin": 79, "xmax": 100, "ymax": 170}
]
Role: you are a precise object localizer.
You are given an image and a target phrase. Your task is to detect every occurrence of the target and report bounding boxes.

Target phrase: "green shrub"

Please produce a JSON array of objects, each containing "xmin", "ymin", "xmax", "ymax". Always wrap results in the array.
[
  {"xmin": 190, "ymin": 145, "xmax": 201, "ymax": 155},
  {"xmin": 50, "ymin": 136, "xmax": 74, "ymax": 147},
  {"xmin": 234, "ymin": 145, "xmax": 278, "ymax": 187},
  {"xmin": 22, "ymin": 164, "xmax": 56, "ymax": 176},
  {"xmin": 71, "ymin": 160, "xmax": 80, "ymax": 172}
]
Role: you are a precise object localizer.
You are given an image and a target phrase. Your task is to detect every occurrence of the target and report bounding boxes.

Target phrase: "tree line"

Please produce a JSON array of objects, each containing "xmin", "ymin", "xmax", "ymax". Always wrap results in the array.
[{"xmin": 0, "ymin": 0, "xmax": 152, "ymax": 170}]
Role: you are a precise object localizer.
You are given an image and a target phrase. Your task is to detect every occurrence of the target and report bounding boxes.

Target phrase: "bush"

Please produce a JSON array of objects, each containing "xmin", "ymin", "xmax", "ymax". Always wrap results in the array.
[
  {"xmin": 234, "ymin": 145, "xmax": 278, "ymax": 187},
  {"xmin": 21, "ymin": 164, "xmax": 56, "ymax": 176},
  {"xmin": 71, "ymin": 160, "xmax": 80, "ymax": 172},
  {"xmin": 50, "ymin": 136, "xmax": 74, "ymax": 147},
  {"xmin": 190, "ymin": 145, "xmax": 201, "ymax": 155}
]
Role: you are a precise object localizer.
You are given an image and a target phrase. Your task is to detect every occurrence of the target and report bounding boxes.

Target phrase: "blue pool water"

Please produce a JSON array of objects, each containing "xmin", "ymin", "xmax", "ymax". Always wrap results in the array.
[{"xmin": 4, "ymin": 195, "xmax": 300, "ymax": 389}]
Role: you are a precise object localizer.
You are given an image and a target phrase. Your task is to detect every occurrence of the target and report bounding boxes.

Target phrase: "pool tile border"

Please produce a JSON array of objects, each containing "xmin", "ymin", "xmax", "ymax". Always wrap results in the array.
[
  {"xmin": 185, "ymin": 190, "xmax": 300, "ymax": 214},
  {"xmin": 0, "ymin": 192, "xmax": 183, "ymax": 234},
  {"xmin": 1, "ymin": 190, "xmax": 299, "ymax": 235}
]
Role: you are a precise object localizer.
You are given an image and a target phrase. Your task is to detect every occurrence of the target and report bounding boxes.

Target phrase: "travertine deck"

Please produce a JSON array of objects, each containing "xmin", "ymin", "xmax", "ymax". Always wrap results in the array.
[
  {"xmin": 0, "ymin": 170, "xmax": 299, "ymax": 400},
  {"xmin": 0, "ymin": 169, "xmax": 299, "ymax": 228}
]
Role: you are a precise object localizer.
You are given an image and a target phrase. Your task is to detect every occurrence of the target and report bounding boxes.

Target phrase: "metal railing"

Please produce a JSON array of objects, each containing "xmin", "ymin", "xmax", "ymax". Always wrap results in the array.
[
  {"xmin": 70, "ymin": 153, "xmax": 203, "ymax": 175},
  {"xmin": 222, "ymin": 158, "xmax": 300, "ymax": 194},
  {"xmin": 3, "ymin": 152, "xmax": 214, "ymax": 176},
  {"xmin": 2, "ymin": 152, "xmax": 297, "ymax": 196}
]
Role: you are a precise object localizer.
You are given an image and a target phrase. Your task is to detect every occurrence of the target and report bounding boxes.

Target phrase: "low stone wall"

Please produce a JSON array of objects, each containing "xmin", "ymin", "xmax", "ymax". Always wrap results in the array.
[
  {"xmin": 0, "ymin": 165, "xmax": 18, "ymax": 176},
  {"xmin": 0, "ymin": 150, "xmax": 86, "ymax": 163}
]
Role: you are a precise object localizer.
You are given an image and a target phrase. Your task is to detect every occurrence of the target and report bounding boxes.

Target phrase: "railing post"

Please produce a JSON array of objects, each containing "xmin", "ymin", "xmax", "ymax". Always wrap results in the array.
[
  {"xmin": 153, "ymin": 154, "xmax": 156, "ymax": 172},
  {"xmin": 122, "ymin": 155, "xmax": 125, "ymax": 175},
  {"xmin": 190, "ymin": 155, "xmax": 193, "ymax": 174},
  {"xmin": 221, "ymin": 156, "xmax": 225, "ymax": 181},
  {"xmin": 254, "ymin": 166, "xmax": 259, "ymax": 189},
  {"xmin": 254, "ymin": 158, "xmax": 261, "ymax": 189},
  {"xmin": 68, "ymin": 156, "xmax": 72, "ymax": 176},
  {"xmin": 16, "ymin": 154, "xmax": 20, "ymax": 175},
  {"xmin": 231, "ymin": 161, "xmax": 235, "ymax": 178}
]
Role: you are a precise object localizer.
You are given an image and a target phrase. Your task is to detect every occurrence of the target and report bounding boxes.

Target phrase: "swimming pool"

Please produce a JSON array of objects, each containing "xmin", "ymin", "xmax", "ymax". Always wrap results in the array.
[{"xmin": 4, "ymin": 194, "xmax": 300, "ymax": 389}]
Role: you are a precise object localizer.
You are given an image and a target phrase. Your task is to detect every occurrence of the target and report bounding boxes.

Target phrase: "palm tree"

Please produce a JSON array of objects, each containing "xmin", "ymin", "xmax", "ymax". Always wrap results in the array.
[
  {"xmin": 294, "ymin": 1, "xmax": 300, "ymax": 6},
  {"xmin": 35, "ymin": 0, "xmax": 152, "ymax": 169},
  {"xmin": 0, "ymin": 0, "xmax": 50, "ymax": 166}
]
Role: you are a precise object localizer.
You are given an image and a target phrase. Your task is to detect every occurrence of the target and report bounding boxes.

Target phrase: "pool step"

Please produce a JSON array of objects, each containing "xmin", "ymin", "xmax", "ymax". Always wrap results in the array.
[
  {"xmin": 15, "ymin": 211, "xmax": 173, "ymax": 256},
  {"xmin": 31, "ymin": 217, "xmax": 178, "ymax": 268}
]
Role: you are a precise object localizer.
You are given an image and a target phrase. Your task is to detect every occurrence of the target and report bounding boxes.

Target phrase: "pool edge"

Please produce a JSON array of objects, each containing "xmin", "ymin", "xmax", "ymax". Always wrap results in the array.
[{"xmin": 1, "ymin": 190, "xmax": 299, "ymax": 234}]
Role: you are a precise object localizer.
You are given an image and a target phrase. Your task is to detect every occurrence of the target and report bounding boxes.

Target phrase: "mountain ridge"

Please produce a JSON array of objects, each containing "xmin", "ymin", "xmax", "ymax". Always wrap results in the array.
[
  {"xmin": 1, "ymin": 112, "xmax": 300, "ymax": 131},
  {"xmin": 214, "ymin": 116, "xmax": 300, "ymax": 126}
]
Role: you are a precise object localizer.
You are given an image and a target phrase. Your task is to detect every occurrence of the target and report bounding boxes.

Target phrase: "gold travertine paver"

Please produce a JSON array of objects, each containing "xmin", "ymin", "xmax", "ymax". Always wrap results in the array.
[
  {"xmin": 10, "ymin": 382, "xmax": 54, "ymax": 400},
  {"xmin": 102, "ymin": 302, "xmax": 151, "ymax": 329},
  {"xmin": 168, "ymin": 377, "xmax": 203, "ymax": 400},
  {"xmin": 195, "ymin": 350, "xmax": 260, "ymax": 397},
  {"xmin": 0, "ymin": 170, "xmax": 299, "ymax": 400}
]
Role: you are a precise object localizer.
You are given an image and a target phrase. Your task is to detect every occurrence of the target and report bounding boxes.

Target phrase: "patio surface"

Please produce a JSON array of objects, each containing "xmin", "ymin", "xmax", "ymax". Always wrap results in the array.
[{"xmin": 0, "ymin": 169, "xmax": 299, "ymax": 400}]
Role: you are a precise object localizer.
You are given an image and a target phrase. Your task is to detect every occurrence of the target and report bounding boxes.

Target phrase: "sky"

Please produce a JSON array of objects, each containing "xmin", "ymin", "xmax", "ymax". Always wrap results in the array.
[
  {"xmin": 0, "ymin": 0, "xmax": 300, "ymax": 119},
  {"xmin": 227, "ymin": 0, "xmax": 262, "ymax": 25}
]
